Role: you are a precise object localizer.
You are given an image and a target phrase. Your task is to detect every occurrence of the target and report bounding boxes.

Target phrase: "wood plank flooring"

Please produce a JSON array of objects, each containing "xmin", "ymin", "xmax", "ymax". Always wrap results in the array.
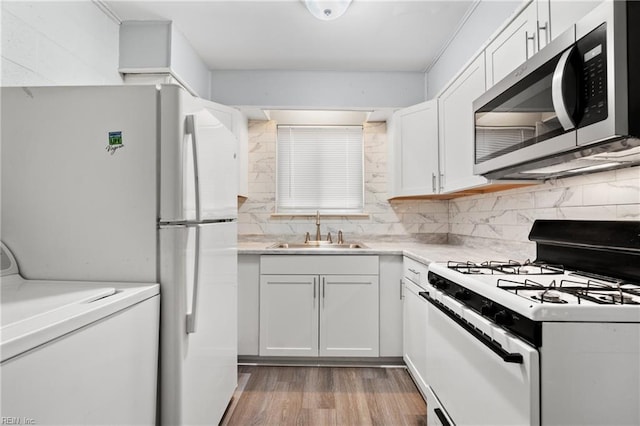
[{"xmin": 220, "ymin": 366, "xmax": 427, "ymax": 426}]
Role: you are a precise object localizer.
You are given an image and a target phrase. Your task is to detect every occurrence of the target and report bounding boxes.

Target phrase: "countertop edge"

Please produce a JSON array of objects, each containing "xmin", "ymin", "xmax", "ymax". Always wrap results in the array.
[
  {"xmin": 238, "ymin": 246, "xmax": 445, "ymax": 266},
  {"xmin": 238, "ymin": 241, "xmax": 534, "ymax": 265}
]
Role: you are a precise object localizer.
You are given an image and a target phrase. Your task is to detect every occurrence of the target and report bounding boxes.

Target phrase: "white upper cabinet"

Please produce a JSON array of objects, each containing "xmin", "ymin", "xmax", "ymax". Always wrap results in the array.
[
  {"xmin": 485, "ymin": 1, "xmax": 539, "ymax": 89},
  {"xmin": 388, "ymin": 100, "xmax": 439, "ymax": 197},
  {"xmin": 202, "ymin": 102, "xmax": 249, "ymax": 198},
  {"xmin": 486, "ymin": 0, "xmax": 604, "ymax": 89},
  {"xmin": 548, "ymin": 0, "xmax": 602, "ymax": 41},
  {"xmin": 438, "ymin": 54, "xmax": 488, "ymax": 194},
  {"xmin": 536, "ymin": 0, "xmax": 552, "ymax": 51}
]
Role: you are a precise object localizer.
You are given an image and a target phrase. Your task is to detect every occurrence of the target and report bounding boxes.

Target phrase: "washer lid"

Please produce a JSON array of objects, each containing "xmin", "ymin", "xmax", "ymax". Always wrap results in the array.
[{"xmin": 1, "ymin": 279, "xmax": 116, "ymax": 326}]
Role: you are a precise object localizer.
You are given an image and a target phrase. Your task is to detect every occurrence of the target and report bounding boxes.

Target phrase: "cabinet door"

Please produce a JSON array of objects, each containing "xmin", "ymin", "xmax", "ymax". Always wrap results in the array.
[
  {"xmin": 202, "ymin": 102, "xmax": 248, "ymax": 198},
  {"xmin": 403, "ymin": 280, "xmax": 429, "ymax": 395},
  {"xmin": 379, "ymin": 255, "xmax": 404, "ymax": 357},
  {"xmin": 259, "ymin": 275, "xmax": 318, "ymax": 356},
  {"xmin": 549, "ymin": 0, "xmax": 602, "ymax": 41},
  {"xmin": 391, "ymin": 100, "xmax": 439, "ymax": 197},
  {"xmin": 438, "ymin": 54, "xmax": 488, "ymax": 194},
  {"xmin": 485, "ymin": 1, "xmax": 538, "ymax": 88},
  {"xmin": 238, "ymin": 254, "xmax": 260, "ymax": 356},
  {"xmin": 319, "ymin": 275, "xmax": 379, "ymax": 357}
]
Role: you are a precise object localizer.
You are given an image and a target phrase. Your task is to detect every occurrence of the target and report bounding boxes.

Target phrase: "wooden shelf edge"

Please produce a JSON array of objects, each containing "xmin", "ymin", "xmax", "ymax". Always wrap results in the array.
[{"xmin": 388, "ymin": 183, "xmax": 538, "ymax": 201}]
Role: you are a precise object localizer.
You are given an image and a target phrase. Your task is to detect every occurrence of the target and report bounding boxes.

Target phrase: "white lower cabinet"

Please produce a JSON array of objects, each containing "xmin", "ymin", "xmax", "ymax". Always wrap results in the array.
[
  {"xmin": 238, "ymin": 254, "xmax": 260, "ymax": 356},
  {"xmin": 259, "ymin": 255, "xmax": 379, "ymax": 357},
  {"xmin": 402, "ymin": 256, "xmax": 430, "ymax": 397},
  {"xmin": 403, "ymin": 277, "xmax": 429, "ymax": 394},
  {"xmin": 319, "ymin": 275, "xmax": 379, "ymax": 357},
  {"xmin": 259, "ymin": 275, "xmax": 319, "ymax": 357},
  {"xmin": 379, "ymin": 255, "xmax": 404, "ymax": 357},
  {"xmin": 425, "ymin": 385, "xmax": 454, "ymax": 426}
]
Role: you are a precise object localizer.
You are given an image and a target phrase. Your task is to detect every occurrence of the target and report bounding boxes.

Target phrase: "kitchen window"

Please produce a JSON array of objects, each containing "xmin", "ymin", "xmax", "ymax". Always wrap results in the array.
[{"xmin": 276, "ymin": 125, "xmax": 364, "ymax": 214}]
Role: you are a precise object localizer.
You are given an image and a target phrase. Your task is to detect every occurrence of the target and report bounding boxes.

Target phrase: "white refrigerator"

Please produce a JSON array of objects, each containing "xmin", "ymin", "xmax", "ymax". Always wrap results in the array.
[{"xmin": 1, "ymin": 84, "xmax": 238, "ymax": 425}]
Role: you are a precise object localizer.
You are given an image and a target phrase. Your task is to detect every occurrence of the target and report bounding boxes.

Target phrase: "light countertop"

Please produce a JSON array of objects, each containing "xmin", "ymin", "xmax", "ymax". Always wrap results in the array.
[{"xmin": 238, "ymin": 239, "xmax": 536, "ymax": 266}]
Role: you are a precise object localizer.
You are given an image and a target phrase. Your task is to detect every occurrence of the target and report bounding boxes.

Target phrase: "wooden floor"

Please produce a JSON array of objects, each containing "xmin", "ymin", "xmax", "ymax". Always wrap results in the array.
[{"xmin": 220, "ymin": 365, "xmax": 427, "ymax": 426}]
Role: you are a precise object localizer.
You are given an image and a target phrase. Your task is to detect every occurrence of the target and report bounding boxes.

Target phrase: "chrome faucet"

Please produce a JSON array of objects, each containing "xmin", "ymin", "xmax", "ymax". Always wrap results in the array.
[
  {"xmin": 338, "ymin": 229, "xmax": 344, "ymax": 245},
  {"xmin": 315, "ymin": 210, "xmax": 321, "ymax": 241}
]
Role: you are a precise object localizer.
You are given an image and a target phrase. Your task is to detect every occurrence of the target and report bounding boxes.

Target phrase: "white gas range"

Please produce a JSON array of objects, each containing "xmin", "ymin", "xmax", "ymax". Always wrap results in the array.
[{"xmin": 422, "ymin": 220, "xmax": 640, "ymax": 426}]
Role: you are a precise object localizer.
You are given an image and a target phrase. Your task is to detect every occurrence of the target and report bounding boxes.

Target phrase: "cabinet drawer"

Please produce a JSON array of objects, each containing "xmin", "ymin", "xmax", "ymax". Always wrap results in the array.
[
  {"xmin": 261, "ymin": 255, "xmax": 379, "ymax": 275},
  {"xmin": 403, "ymin": 256, "xmax": 428, "ymax": 289}
]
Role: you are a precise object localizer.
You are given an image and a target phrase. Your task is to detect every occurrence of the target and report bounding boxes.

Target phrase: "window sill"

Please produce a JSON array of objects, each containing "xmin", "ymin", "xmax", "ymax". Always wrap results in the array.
[{"xmin": 270, "ymin": 213, "xmax": 370, "ymax": 219}]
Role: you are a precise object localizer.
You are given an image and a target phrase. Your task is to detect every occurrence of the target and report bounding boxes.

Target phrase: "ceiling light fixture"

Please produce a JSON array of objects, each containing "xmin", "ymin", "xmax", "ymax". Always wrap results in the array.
[{"xmin": 303, "ymin": 0, "xmax": 353, "ymax": 21}]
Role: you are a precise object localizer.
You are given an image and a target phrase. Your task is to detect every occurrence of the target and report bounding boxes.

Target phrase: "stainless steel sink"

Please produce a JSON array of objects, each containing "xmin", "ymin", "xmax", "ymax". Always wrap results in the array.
[{"xmin": 268, "ymin": 242, "xmax": 368, "ymax": 249}]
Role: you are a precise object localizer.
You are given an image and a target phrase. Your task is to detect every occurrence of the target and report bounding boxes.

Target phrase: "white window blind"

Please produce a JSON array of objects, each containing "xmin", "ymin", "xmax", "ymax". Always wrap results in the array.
[{"xmin": 277, "ymin": 125, "xmax": 364, "ymax": 214}]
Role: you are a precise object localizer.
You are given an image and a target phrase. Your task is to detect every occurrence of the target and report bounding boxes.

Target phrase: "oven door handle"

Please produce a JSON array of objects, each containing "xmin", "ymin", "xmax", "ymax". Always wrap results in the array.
[
  {"xmin": 424, "ymin": 294, "xmax": 524, "ymax": 364},
  {"xmin": 434, "ymin": 408, "xmax": 451, "ymax": 426}
]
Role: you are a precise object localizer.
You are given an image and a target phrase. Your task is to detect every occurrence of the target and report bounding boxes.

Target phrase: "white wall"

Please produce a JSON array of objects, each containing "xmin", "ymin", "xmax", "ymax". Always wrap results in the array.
[
  {"xmin": 119, "ymin": 20, "xmax": 211, "ymax": 98},
  {"xmin": 1, "ymin": 1, "xmax": 122, "ymax": 86},
  {"xmin": 169, "ymin": 25, "xmax": 210, "ymax": 98},
  {"xmin": 426, "ymin": 0, "xmax": 520, "ymax": 98},
  {"xmin": 210, "ymin": 70, "xmax": 426, "ymax": 109}
]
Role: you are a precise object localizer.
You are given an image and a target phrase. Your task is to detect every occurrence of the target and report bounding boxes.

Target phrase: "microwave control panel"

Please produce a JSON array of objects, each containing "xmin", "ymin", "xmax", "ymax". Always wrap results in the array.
[{"xmin": 577, "ymin": 23, "xmax": 608, "ymax": 127}]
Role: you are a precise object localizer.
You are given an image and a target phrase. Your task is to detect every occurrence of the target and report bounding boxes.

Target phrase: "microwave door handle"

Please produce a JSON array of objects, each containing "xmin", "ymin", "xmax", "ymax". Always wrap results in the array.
[{"xmin": 552, "ymin": 47, "xmax": 577, "ymax": 131}]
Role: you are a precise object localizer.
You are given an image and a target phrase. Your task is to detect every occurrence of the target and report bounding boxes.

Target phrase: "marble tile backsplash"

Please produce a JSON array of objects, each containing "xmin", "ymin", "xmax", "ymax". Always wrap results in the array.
[
  {"xmin": 449, "ymin": 166, "xmax": 640, "ymax": 243},
  {"xmin": 239, "ymin": 120, "xmax": 639, "ymax": 245},
  {"xmin": 238, "ymin": 120, "xmax": 448, "ymax": 242}
]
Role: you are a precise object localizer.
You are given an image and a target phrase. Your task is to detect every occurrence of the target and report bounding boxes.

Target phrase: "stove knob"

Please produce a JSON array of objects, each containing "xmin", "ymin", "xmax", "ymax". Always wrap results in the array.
[
  {"xmin": 434, "ymin": 279, "xmax": 448, "ymax": 290},
  {"xmin": 455, "ymin": 289, "xmax": 471, "ymax": 301},
  {"xmin": 494, "ymin": 310, "xmax": 514, "ymax": 326},
  {"xmin": 481, "ymin": 302, "xmax": 496, "ymax": 316}
]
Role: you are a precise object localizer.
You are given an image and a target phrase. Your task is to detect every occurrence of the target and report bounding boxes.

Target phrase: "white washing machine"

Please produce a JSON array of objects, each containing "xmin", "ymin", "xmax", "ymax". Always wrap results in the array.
[{"xmin": 0, "ymin": 242, "xmax": 160, "ymax": 425}]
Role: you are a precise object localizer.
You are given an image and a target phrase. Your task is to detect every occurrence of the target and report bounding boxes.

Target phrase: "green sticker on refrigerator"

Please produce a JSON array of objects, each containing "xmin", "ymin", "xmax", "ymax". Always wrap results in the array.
[
  {"xmin": 108, "ymin": 131, "xmax": 123, "ymax": 147},
  {"xmin": 106, "ymin": 131, "xmax": 124, "ymax": 155}
]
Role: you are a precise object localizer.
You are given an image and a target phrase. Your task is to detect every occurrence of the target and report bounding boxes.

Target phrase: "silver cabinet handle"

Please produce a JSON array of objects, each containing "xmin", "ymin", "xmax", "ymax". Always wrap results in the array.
[
  {"xmin": 313, "ymin": 277, "xmax": 316, "ymax": 300},
  {"xmin": 439, "ymin": 173, "xmax": 444, "ymax": 191},
  {"xmin": 322, "ymin": 277, "xmax": 326, "ymax": 308},
  {"xmin": 408, "ymin": 268, "xmax": 420, "ymax": 275},
  {"xmin": 525, "ymin": 31, "xmax": 536, "ymax": 59},
  {"xmin": 432, "ymin": 172, "xmax": 436, "ymax": 193},
  {"xmin": 400, "ymin": 279, "xmax": 403, "ymax": 300},
  {"xmin": 537, "ymin": 21, "xmax": 549, "ymax": 50},
  {"xmin": 552, "ymin": 47, "xmax": 577, "ymax": 130}
]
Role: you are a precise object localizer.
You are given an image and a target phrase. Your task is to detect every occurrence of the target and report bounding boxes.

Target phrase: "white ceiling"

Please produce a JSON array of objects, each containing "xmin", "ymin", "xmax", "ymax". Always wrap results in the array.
[{"xmin": 106, "ymin": 0, "xmax": 476, "ymax": 72}]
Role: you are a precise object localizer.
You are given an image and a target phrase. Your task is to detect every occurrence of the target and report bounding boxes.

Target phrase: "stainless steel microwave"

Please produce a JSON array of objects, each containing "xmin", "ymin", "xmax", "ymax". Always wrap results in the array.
[{"xmin": 473, "ymin": 0, "xmax": 640, "ymax": 180}]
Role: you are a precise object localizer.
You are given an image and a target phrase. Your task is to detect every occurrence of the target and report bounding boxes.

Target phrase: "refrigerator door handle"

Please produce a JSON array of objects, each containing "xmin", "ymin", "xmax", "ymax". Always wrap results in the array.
[
  {"xmin": 185, "ymin": 114, "xmax": 201, "ymax": 222},
  {"xmin": 185, "ymin": 225, "xmax": 201, "ymax": 334}
]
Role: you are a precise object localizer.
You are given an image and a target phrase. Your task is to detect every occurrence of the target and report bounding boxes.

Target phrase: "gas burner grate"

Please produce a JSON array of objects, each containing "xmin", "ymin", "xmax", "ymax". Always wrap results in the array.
[
  {"xmin": 559, "ymin": 279, "xmax": 640, "ymax": 305},
  {"xmin": 532, "ymin": 289, "xmax": 567, "ymax": 304},
  {"xmin": 496, "ymin": 277, "xmax": 640, "ymax": 305},
  {"xmin": 448, "ymin": 260, "xmax": 564, "ymax": 275}
]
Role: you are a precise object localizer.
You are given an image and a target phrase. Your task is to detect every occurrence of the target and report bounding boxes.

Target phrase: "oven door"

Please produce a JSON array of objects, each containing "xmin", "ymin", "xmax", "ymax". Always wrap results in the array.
[{"xmin": 424, "ymin": 290, "xmax": 540, "ymax": 426}]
